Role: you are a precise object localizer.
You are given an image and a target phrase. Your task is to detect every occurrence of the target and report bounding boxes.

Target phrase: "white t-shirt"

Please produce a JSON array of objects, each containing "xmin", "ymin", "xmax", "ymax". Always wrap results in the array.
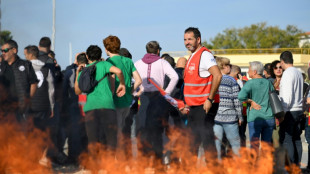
[
  {"xmin": 186, "ymin": 49, "xmax": 217, "ymax": 77},
  {"xmin": 279, "ymin": 67, "xmax": 303, "ymax": 111}
]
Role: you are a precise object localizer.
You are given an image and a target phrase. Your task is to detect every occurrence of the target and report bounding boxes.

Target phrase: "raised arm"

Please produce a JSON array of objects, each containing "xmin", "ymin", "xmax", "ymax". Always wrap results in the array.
[{"xmin": 74, "ymin": 65, "xmax": 83, "ymax": 95}]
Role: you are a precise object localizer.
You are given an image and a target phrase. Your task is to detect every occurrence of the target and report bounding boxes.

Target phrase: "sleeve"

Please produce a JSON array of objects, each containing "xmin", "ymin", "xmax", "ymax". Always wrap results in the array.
[
  {"xmin": 200, "ymin": 51, "xmax": 217, "ymax": 71},
  {"xmin": 47, "ymin": 69, "xmax": 55, "ymax": 111},
  {"xmin": 28, "ymin": 63, "xmax": 39, "ymax": 84},
  {"xmin": 238, "ymin": 81, "xmax": 251, "ymax": 102},
  {"xmin": 279, "ymin": 73, "xmax": 292, "ymax": 111},
  {"xmin": 232, "ymin": 81, "xmax": 243, "ymax": 120},
  {"xmin": 237, "ymin": 79, "xmax": 243, "ymax": 88},
  {"xmin": 163, "ymin": 61, "xmax": 179, "ymax": 94}
]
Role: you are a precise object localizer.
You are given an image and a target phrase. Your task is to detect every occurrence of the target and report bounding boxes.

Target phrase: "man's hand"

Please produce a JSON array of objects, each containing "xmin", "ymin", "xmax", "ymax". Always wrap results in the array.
[
  {"xmin": 50, "ymin": 110, "xmax": 54, "ymax": 118},
  {"xmin": 179, "ymin": 104, "xmax": 190, "ymax": 115},
  {"xmin": 116, "ymin": 83, "xmax": 126, "ymax": 97},
  {"xmin": 238, "ymin": 119, "xmax": 243, "ymax": 126},
  {"xmin": 203, "ymin": 99, "xmax": 212, "ymax": 113},
  {"xmin": 76, "ymin": 65, "xmax": 84, "ymax": 74}
]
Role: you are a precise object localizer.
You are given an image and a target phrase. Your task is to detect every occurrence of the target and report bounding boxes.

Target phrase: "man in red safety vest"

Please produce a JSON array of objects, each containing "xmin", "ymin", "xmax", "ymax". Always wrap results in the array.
[{"xmin": 183, "ymin": 27, "xmax": 222, "ymax": 159}]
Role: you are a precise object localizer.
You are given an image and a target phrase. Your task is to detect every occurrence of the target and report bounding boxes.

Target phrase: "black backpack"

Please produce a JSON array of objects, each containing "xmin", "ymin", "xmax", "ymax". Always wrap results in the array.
[{"xmin": 78, "ymin": 61, "xmax": 107, "ymax": 93}]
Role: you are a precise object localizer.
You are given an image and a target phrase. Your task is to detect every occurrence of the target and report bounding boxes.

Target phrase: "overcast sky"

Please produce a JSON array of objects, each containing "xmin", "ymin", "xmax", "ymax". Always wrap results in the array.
[{"xmin": 2, "ymin": 0, "xmax": 310, "ymax": 68}]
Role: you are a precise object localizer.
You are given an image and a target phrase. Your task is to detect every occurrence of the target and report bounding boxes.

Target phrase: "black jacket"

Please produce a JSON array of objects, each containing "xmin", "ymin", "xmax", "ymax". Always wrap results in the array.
[{"xmin": 0, "ymin": 56, "xmax": 38, "ymax": 112}]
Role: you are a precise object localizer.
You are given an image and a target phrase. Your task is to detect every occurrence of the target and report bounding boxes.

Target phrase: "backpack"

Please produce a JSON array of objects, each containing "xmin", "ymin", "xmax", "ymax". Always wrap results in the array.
[
  {"xmin": 78, "ymin": 61, "xmax": 107, "ymax": 93},
  {"xmin": 303, "ymin": 85, "xmax": 310, "ymax": 113}
]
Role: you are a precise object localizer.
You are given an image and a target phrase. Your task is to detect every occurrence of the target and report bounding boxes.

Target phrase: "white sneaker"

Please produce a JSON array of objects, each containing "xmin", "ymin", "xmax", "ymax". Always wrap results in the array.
[{"xmin": 39, "ymin": 156, "xmax": 50, "ymax": 167}]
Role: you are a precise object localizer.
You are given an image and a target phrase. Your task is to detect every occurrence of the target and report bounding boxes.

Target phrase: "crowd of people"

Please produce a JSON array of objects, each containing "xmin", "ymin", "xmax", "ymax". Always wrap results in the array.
[{"xmin": 0, "ymin": 27, "xmax": 309, "ymax": 171}]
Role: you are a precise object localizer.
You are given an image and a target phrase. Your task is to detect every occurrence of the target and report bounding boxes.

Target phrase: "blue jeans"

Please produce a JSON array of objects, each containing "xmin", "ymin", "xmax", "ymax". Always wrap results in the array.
[
  {"xmin": 248, "ymin": 118, "xmax": 275, "ymax": 152},
  {"xmin": 214, "ymin": 123, "xmax": 240, "ymax": 160},
  {"xmin": 279, "ymin": 111, "xmax": 303, "ymax": 165}
]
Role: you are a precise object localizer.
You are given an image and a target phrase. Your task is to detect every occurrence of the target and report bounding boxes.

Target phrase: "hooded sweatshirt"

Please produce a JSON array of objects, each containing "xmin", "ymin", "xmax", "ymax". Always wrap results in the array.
[
  {"xmin": 30, "ymin": 59, "xmax": 55, "ymax": 111},
  {"xmin": 135, "ymin": 53, "xmax": 178, "ymax": 94}
]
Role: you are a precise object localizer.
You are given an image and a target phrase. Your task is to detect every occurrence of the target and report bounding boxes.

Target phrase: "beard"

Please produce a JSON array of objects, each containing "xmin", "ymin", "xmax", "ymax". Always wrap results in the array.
[{"xmin": 186, "ymin": 44, "xmax": 196, "ymax": 52}]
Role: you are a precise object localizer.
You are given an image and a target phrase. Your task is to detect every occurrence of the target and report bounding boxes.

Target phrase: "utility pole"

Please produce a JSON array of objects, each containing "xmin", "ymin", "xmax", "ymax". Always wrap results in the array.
[
  {"xmin": 69, "ymin": 42, "xmax": 72, "ymax": 65},
  {"xmin": 0, "ymin": 0, "xmax": 2, "ymax": 33},
  {"xmin": 51, "ymin": 0, "xmax": 56, "ymax": 51}
]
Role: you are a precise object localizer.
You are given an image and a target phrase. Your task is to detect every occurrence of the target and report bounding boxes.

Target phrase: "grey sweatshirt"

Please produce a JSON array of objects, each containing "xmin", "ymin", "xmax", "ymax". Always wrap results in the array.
[{"xmin": 30, "ymin": 59, "xmax": 55, "ymax": 111}]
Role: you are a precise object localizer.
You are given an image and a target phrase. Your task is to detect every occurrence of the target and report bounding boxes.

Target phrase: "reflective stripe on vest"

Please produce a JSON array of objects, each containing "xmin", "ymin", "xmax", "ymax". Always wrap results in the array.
[
  {"xmin": 183, "ymin": 46, "xmax": 219, "ymax": 106},
  {"xmin": 184, "ymin": 82, "xmax": 212, "ymax": 87}
]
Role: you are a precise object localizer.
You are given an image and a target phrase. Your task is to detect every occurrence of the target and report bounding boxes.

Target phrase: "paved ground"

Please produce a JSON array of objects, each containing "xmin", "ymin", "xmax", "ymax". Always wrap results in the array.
[
  {"xmin": 52, "ymin": 125, "xmax": 310, "ymax": 174},
  {"xmin": 301, "ymin": 131, "xmax": 309, "ymax": 172}
]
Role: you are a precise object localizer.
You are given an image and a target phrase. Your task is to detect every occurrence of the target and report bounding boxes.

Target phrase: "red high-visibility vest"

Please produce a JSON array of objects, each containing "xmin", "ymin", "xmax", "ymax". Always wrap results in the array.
[{"xmin": 183, "ymin": 46, "xmax": 219, "ymax": 106}]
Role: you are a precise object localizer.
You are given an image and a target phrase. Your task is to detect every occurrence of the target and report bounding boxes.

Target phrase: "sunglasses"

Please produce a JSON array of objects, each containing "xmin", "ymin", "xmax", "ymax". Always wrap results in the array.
[
  {"xmin": 274, "ymin": 66, "xmax": 282, "ymax": 70},
  {"xmin": 1, "ymin": 47, "xmax": 13, "ymax": 53}
]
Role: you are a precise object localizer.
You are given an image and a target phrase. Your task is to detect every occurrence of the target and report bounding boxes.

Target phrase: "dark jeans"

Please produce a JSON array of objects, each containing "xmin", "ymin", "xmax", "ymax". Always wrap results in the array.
[
  {"xmin": 279, "ymin": 111, "xmax": 303, "ymax": 165},
  {"xmin": 136, "ymin": 91, "xmax": 170, "ymax": 160},
  {"xmin": 60, "ymin": 103, "xmax": 84, "ymax": 162},
  {"xmin": 28, "ymin": 110, "xmax": 59, "ymax": 159},
  {"xmin": 305, "ymin": 117, "xmax": 310, "ymax": 168},
  {"xmin": 85, "ymin": 108, "xmax": 117, "ymax": 151},
  {"xmin": 187, "ymin": 104, "xmax": 218, "ymax": 157},
  {"xmin": 122, "ymin": 97, "xmax": 138, "ymax": 159},
  {"xmin": 239, "ymin": 115, "xmax": 247, "ymax": 147}
]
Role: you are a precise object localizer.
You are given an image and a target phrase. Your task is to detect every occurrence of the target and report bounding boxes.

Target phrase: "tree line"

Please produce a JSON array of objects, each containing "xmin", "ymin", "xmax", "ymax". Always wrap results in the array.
[{"xmin": 202, "ymin": 22, "xmax": 309, "ymax": 49}]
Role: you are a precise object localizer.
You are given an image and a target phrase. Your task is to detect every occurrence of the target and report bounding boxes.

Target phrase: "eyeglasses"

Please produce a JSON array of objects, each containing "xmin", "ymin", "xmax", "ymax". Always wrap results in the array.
[
  {"xmin": 1, "ymin": 47, "xmax": 13, "ymax": 53},
  {"xmin": 274, "ymin": 66, "xmax": 282, "ymax": 70}
]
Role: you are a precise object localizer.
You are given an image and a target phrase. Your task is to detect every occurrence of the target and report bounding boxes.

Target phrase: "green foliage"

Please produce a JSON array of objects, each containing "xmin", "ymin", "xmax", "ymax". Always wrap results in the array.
[
  {"xmin": 203, "ymin": 22, "xmax": 303, "ymax": 49},
  {"xmin": 0, "ymin": 30, "xmax": 13, "ymax": 45},
  {"xmin": 201, "ymin": 40, "xmax": 213, "ymax": 49}
]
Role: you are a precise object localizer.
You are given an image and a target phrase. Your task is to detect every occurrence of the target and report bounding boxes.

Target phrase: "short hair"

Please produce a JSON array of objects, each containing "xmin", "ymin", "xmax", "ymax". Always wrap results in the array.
[
  {"xmin": 264, "ymin": 63, "xmax": 271, "ymax": 75},
  {"xmin": 280, "ymin": 51, "xmax": 293, "ymax": 64},
  {"xmin": 24, "ymin": 45, "xmax": 39, "ymax": 57},
  {"xmin": 161, "ymin": 53, "xmax": 170, "ymax": 59},
  {"xmin": 86, "ymin": 45, "xmax": 102, "ymax": 61},
  {"xmin": 249, "ymin": 61, "xmax": 264, "ymax": 75},
  {"xmin": 103, "ymin": 35, "xmax": 121, "ymax": 54},
  {"xmin": 4, "ymin": 40, "xmax": 18, "ymax": 51},
  {"xmin": 146, "ymin": 41, "xmax": 161, "ymax": 54},
  {"xmin": 162, "ymin": 55, "xmax": 176, "ymax": 68},
  {"xmin": 185, "ymin": 27, "xmax": 201, "ymax": 42},
  {"xmin": 39, "ymin": 37, "xmax": 51, "ymax": 48},
  {"xmin": 215, "ymin": 57, "xmax": 230, "ymax": 70},
  {"xmin": 76, "ymin": 53, "xmax": 88, "ymax": 64},
  {"xmin": 270, "ymin": 60, "xmax": 281, "ymax": 78},
  {"xmin": 119, "ymin": 48, "xmax": 132, "ymax": 59},
  {"xmin": 231, "ymin": 65, "xmax": 241, "ymax": 73}
]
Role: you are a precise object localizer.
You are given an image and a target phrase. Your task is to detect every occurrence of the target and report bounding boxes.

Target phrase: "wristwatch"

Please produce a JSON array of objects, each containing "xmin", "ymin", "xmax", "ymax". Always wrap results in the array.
[{"xmin": 207, "ymin": 98, "xmax": 214, "ymax": 104}]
